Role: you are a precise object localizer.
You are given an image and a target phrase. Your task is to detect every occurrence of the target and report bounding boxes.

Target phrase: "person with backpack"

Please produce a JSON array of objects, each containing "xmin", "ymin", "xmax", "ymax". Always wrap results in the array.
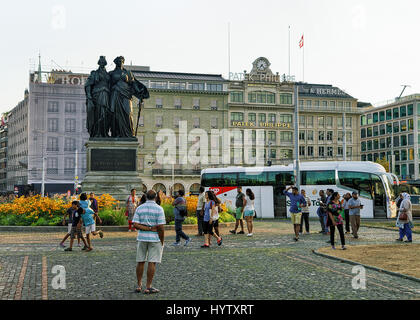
[
  {"xmin": 172, "ymin": 190, "xmax": 191, "ymax": 246},
  {"xmin": 201, "ymin": 191, "xmax": 223, "ymax": 248}
]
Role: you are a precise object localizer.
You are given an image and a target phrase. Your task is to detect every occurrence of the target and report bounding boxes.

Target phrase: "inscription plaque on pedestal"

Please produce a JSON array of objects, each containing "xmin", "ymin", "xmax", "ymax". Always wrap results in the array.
[{"xmin": 91, "ymin": 149, "xmax": 136, "ymax": 171}]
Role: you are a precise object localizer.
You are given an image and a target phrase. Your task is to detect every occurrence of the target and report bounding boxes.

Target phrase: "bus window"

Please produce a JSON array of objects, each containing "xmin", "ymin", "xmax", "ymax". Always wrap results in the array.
[
  {"xmin": 238, "ymin": 171, "xmax": 267, "ymax": 186},
  {"xmin": 371, "ymin": 174, "xmax": 385, "ymax": 203},
  {"xmin": 222, "ymin": 173, "xmax": 238, "ymax": 186},
  {"xmin": 267, "ymin": 171, "xmax": 294, "ymax": 186},
  {"xmin": 201, "ymin": 173, "xmax": 223, "ymax": 187},
  {"xmin": 301, "ymin": 170, "xmax": 335, "ymax": 185},
  {"xmin": 337, "ymin": 171, "xmax": 373, "ymax": 199}
]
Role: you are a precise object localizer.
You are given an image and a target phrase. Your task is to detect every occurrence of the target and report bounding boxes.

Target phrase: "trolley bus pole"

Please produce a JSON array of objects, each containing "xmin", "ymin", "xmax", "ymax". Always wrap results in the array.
[{"xmin": 294, "ymin": 84, "xmax": 300, "ymax": 189}]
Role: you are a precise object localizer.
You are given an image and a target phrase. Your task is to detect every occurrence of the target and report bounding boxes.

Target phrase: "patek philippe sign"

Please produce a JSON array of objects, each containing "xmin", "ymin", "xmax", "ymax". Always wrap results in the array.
[
  {"xmin": 232, "ymin": 121, "xmax": 291, "ymax": 128},
  {"xmin": 229, "ymin": 72, "xmax": 295, "ymax": 83}
]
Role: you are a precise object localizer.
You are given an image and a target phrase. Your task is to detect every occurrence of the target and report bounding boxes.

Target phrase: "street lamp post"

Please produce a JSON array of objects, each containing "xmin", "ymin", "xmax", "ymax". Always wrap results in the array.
[{"xmin": 294, "ymin": 84, "xmax": 300, "ymax": 188}]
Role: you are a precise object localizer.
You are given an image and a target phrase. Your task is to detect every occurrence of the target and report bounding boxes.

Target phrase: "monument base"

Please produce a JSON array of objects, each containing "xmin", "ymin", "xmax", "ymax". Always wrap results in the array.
[{"xmin": 82, "ymin": 139, "xmax": 142, "ymax": 202}]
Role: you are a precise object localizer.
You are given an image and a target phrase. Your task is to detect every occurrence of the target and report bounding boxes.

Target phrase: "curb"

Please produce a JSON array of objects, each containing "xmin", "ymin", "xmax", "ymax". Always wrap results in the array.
[
  {"xmin": 312, "ymin": 248, "xmax": 420, "ymax": 284},
  {"xmin": 361, "ymin": 224, "xmax": 420, "ymax": 234},
  {"xmin": 0, "ymin": 222, "xmax": 236, "ymax": 233}
]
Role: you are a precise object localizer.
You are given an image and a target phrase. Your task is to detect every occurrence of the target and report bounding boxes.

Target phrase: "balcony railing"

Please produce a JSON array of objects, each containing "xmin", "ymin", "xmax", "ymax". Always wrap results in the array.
[
  {"xmin": 299, "ymin": 105, "xmax": 361, "ymax": 113},
  {"xmin": 152, "ymin": 169, "xmax": 201, "ymax": 176}
]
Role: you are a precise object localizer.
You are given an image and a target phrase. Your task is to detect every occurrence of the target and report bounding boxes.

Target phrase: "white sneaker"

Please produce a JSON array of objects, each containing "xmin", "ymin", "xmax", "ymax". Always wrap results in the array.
[{"xmin": 247, "ymin": 233, "xmax": 253, "ymax": 237}]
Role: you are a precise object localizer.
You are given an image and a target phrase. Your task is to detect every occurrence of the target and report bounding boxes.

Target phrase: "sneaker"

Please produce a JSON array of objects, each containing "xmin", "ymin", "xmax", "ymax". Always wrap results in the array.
[
  {"xmin": 229, "ymin": 230, "xmax": 236, "ymax": 234},
  {"xmin": 99, "ymin": 230, "xmax": 104, "ymax": 239},
  {"xmin": 318, "ymin": 231, "xmax": 324, "ymax": 233},
  {"xmin": 217, "ymin": 237, "xmax": 223, "ymax": 246},
  {"xmin": 185, "ymin": 238, "xmax": 192, "ymax": 246},
  {"xmin": 128, "ymin": 229, "xmax": 132, "ymax": 232},
  {"xmin": 59, "ymin": 243, "xmax": 65, "ymax": 248},
  {"xmin": 64, "ymin": 248, "xmax": 72, "ymax": 251},
  {"xmin": 396, "ymin": 238, "xmax": 403, "ymax": 242},
  {"xmin": 77, "ymin": 243, "xmax": 81, "ymax": 247},
  {"xmin": 404, "ymin": 240, "xmax": 412, "ymax": 243},
  {"xmin": 86, "ymin": 247, "xmax": 93, "ymax": 252},
  {"xmin": 237, "ymin": 231, "xmax": 245, "ymax": 234},
  {"xmin": 345, "ymin": 231, "xmax": 350, "ymax": 234},
  {"xmin": 342, "ymin": 246, "xmax": 347, "ymax": 250},
  {"xmin": 201, "ymin": 244, "xmax": 210, "ymax": 248},
  {"xmin": 353, "ymin": 235, "xmax": 359, "ymax": 239},
  {"xmin": 247, "ymin": 233, "xmax": 253, "ymax": 237},
  {"xmin": 172, "ymin": 242, "xmax": 181, "ymax": 246},
  {"xmin": 82, "ymin": 246, "xmax": 88, "ymax": 251},
  {"xmin": 331, "ymin": 246, "xmax": 336, "ymax": 250},
  {"xmin": 294, "ymin": 237, "xmax": 299, "ymax": 241}
]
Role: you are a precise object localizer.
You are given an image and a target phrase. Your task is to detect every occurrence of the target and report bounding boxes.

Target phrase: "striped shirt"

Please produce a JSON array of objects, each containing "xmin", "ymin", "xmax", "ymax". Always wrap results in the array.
[{"xmin": 133, "ymin": 200, "xmax": 166, "ymax": 242}]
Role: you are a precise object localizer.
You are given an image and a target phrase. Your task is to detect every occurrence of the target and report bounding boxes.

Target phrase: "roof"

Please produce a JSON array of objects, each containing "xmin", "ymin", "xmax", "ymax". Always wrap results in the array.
[
  {"xmin": 297, "ymin": 83, "xmax": 354, "ymax": 99},
  {"xmin": 131, "ymin": 70, "xmax": 226, "ymax": 82},
  {"xmin": 201, "ymin": 161, "xmax": 386, "ymax": 175}
]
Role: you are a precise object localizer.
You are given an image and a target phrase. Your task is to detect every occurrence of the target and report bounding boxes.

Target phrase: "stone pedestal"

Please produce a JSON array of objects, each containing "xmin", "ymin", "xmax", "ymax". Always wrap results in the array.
[{"xmin": 82, "ymin": 139, "xmax": 143, "ymax": 202}]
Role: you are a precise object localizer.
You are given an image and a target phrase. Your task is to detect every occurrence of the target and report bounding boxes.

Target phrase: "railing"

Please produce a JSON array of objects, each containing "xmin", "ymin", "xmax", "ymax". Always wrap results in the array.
[
  {"xmin": 373, "ymin": 94, "xmax": 420, "ymax": 108},
  {"xmin": 299, "ymin": 105, "xmax": 361, "ymax": 113},
  {"xmin": 152, "ymin": 169, "xmax": 201, "ymax": 176}
]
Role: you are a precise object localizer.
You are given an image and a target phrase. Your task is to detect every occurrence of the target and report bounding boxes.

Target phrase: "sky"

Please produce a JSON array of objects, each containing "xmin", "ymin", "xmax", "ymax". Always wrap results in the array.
[{"xmin": 1, "ymin": 0, "xmax": 420, "ymax": 114}]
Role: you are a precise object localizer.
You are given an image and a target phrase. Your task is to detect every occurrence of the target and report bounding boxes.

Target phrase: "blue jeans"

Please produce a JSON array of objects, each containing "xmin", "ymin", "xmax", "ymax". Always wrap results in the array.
[
  {"xmin": 175, "ymin": 219, "xmax": 189, "ymax": 243},
  {"xmin": 399, "ymin": 223, "xmax": 412, "ymax": 241},
  {"xmin": 323, "ymin": 215, "xmax": 329, "ymax": 233}
]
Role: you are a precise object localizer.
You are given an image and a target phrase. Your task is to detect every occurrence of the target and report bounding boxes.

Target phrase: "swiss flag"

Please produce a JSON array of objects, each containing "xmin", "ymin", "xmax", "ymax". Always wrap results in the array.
[{"xmin": 299, "ymin": 35, "xmax": 304, "ymax": 48}]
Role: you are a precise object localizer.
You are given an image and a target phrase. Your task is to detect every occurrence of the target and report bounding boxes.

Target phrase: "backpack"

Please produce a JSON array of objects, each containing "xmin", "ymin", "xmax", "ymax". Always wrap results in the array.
[{"xmin": 178, "ymin": 205, "xmax": 188, "ymax": 217}]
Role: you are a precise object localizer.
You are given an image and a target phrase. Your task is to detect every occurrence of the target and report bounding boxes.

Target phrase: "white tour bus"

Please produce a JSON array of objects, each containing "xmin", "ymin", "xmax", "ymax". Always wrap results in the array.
[{"xmin": 201, "ymin": 161, "xmax": 399, "ymax": 219}]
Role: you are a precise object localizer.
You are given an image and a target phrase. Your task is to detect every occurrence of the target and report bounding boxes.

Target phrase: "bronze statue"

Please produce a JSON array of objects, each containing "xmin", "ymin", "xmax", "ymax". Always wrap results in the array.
[
  {"xmin": 109, "ymin": 56, "xmax": 149, "ymax": 138},
  {"xmin": 85, "ymin": 55, "xmax": 149, "ymax": 139},
  {"xmin": 85, "ymin": 56, "xmax": 111, "ymax": 137}
]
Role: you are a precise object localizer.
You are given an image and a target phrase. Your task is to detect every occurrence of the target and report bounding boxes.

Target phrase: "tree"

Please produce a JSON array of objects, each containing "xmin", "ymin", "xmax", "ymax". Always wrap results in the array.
[{"xmin": 375, "ymin": 157, "xmax": 390, "ymax": 172}]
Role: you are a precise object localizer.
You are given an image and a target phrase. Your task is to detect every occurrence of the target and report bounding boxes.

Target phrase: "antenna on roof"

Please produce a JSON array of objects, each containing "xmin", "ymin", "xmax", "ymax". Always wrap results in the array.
[
  {"xmin": 397, "ymin": 85, "xmax": 411, "ymax": 100},
  {"xmin": 37, "ymin": 52, "xmax": 42, "ymax": 82}
]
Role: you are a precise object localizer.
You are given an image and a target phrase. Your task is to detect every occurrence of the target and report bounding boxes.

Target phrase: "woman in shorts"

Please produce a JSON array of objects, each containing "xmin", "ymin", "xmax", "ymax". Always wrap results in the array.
[
  {"xmin": 201, "ymin": 191, "xmax": 223, "ymax": 248},
  {"xmin": 244, "ymin": 189, "xmax": 255, "ymax": 237}
]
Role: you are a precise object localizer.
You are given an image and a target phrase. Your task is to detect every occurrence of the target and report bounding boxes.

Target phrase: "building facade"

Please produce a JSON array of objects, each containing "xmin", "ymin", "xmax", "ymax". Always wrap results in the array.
[
  {"xmin": 130, "ymin": 66, "xmax": 229, "ymax": 195},
  {"xmin": 0, "ymin": 113, "xmax": 9, "ymax": 192},
  {"xmin": 360, "ymin": 94, "xmax": 420, "ymax": 180},
  {"xmin": 6, "ymin": 69, "xmax": 90, "ymax": 194}
]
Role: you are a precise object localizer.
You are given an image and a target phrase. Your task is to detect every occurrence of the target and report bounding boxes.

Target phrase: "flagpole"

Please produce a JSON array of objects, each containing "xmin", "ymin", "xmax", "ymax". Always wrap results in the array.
[
  {"xmin": 288, "ymin": 26, "xmax": 291, "ymax": 78},
  {"xmin": 228, "ymin": 22, "xmax": 231, "ymax": 80},
  {"xmin": 303, "ymin": 33, "xmax": 305, "ymax": 82}
]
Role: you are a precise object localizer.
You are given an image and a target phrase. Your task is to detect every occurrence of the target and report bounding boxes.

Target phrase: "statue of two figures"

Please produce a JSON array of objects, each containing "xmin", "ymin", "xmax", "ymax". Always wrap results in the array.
[{"xmin": 85, "ymin": 56, "xmax": 149, "ymax": 139}]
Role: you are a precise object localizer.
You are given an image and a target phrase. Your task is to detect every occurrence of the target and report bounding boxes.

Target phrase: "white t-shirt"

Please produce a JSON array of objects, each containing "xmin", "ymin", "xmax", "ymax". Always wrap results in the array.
[{"xmin": 244, "ymin": 195, "xmax": 255, "ymax": 211}]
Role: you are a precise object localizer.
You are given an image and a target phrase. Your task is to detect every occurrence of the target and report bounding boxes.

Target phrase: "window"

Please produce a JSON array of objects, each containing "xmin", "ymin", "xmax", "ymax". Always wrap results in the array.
[
  {"xmin": 258, "ymin": 113, "xmax": 266, "ymax": 123},
  {"xmin": 338, "ymin": 146, "xmax": 343, "ymax": 156},
  {"xmin": 307, "ymin": 146, "xmax": 314, "ymax": 157},
  {"xmin": 409, "ymin": 148, "xmax": 414, "ymax": 161},
  {"xmin": 210, "ymin": 100, "xmax": 218, "ymax": 110},
  {"xmin": 373, "ymin": 113, "xmax": 379, "ymax": 123},
  {"xmin": 407, "ymin": 104, "xmax": 414, "ymax": 116},
  {"xmin": 400, "ymin": 120, "xmax": 407, "ymax": 132},
  {"xmin": 156, "ymin": 116, "xmax": 163, "ymax": 128},
  {"xmin": 307, "ymin": 130, "xmax": 314, "ymax": 141},
  {"xmin": 280, "ymin": 131, "xmax": 293, "ymax": 142},
  {"xmin": 327, "ymin": 131, "xmax": 333, "ymax": 141},
  {"xmin": 367, "ymin": 140, "xmax": 372, "ymax": 151},
  {"xmin": 155, "ymin": 98, "xmax": 163, "ymax": 108},
  {"xmin": 139, "ymin": 116, "xmax": 144, "ymax": 127},
  {"xmin": 346, "ymin": 131, "xmax": 352, "ymax": 143},
  {"xmin": 346, "ymin": 117, "xmax": 352, "ymax": 128},
  {"xmin": 327, "ymin": 146, "xmax": 333, "ymax": 157},
  {"xmin": 393, "ymin": 136, "xmax": 399, "ymax": 147},
  {"xmin": 237, "ymin": 171, "xmax": 266, "ymax": 186},
  {"xmin": 408, "ymin": 119, "xmax": 414, "ymax": 130},
  {"xmin": 373, "ymin": 139, "xmax": 379, "ymax": 150},
  {"xmin": 150, "ymin": 81, "xmax": 167, "ymax": 89},
  {"xmin": 379, "ymin": 111, "xmax": 385, "ymax": 122},
  {"xmin": 193, "ymin": 118, "xmax": 200, "ymax": 128},
  {"xmin": 367, "ymin": 114, "xmax": 373, "ymax": 124},
  {"xmin": 299, "ymin": 100, "xmax": 304, "ymax": 107},
  {"xmin": 408, "ymin": 134, "xmax": 414, "ymax": 146},
  {"xmin": 64, "ymin": 158, "xmax": 75, "ymax": 175},
  {"xmin": 330, "ymin": 101, "xmax": 336, "ymax": 107},
  {"xmin": 47, "ymin": 101, "xmax": 59, "ymax": 113},
  {"xmin": 174, "ymin": 98, "xmax": 182, "ymax": 109},
  {"xmin": 361, "ymin": 142, "xmax": 366, "ymax": 152},
  {"xmin": 401, "ymin": 135, "xmax": 407, "ymax": 146},
  {"xmin": 307, "ymin": 116, "xmax": 313, "ymax": 127},
  {"xmin": 65, "ymin": 102, "xmax": 76, "ymax": 113},
  {"xmin": 169, "ymin": 82, "xmax": 186, "ymax": 90},
  {"xmin": 318, "ymin": 116, "xmax": 324, "ymax": 127},
  {"xmin": 230, "ymin": 91, "xmax": 243, "ymax": 103},
  {"xmin": 47, "ymin": 137, "xmax": 59, "ymax": 151},
  {"xmin": 338, "ymin": 171, "xmax": 375, "ymax": 198},
  {"xmin": 299, "ymin": 115, "xmax": 305, "ymax": 127},
  {"xmin": 400, "ymin": 106, "xmax": 407, "ymax": 117},
  {"xmin": 279, "ymin": 114, "xmax": 292, "ymax": 123},
  {"xmin": 270, "ymin": 149, "xmax": 276, "ymax": 159},
  {"xmin": 401, "ymin": 149, "xmax": 407, "ymax": 161},
  {"xmin": 361, "ymin": 128, "xmax": 366, "ymax": 138},
  {"xmin": 299, "ymin": 146, "xmax": 305, "ymax": 156},
  {"xmin": 207, "ymin": 83, "xmax": 222, "ymax": 92},
  {"xmin": 47, "ymin": 158, "xmax": 58, "ymax": 174},
  {"xmin": 326, "ymin": 116, "xmax": 333, "ymax": 127},
  {"xmin": 48, "ymin": 118, "xmax": 58, "ymax": 132},
  {"xmin": 266, "ymin": 171, "xmax": 294, "ymax": 185},
  {"xmin": 393, "ymin": 107, "xmax": 399, "ymax": 119},
  {"xmin": 192, "ymin": 98, "xmax": 200, "ymax": 109},
  {"xmin": 279, "ymin": 93, "xmax": 292, "ymax": 104},
  {"xmin": 248, "ymin": 113, "xmax": 256, "ymax": 123},
  {"xmin": 299, "ymin": 131, "xmax": 305, "ymax": 141},
  {"xmin": 373, "ymin": 126, "xmax": 379, "ymax": 137},
  {"xmin": 379, "ymin": 124, "xmax": 385, "ymax": 135},
  {"xmin": 306, "ymin": 100, "xmax": 312, "ymax": 107},
  {"xmin": 301, "ymin": 170, "xmax": 335, "ymax": 185},
  {"xmin": 189, "ymin": 83, "xmax": 205, "ymax": 91},
  {"xmin": 386, "ymin": 123, "xmax": 392, "ymax": 134},
  {"xmin": 64, "ymin": 138, "xmax": 76, "ymax": 151},
  {"xmin": 268, "ymin": 131, "xmax": 276, "ymax": 143},
  {"xmin": 318, "ymin": 131, "xmax": 325, "ymax": 141},
  {"xmin": 322, "ymin": 101, "xmax": 328, "ymax": 107},
  {"xmin": 318, "ymin": 146, "xmax": 325, "ymax": 157},
  {"xmin": 211, "ymin": 117, "xmax": 218, "ymax": 129},
  {"xmin": 231, "ymin": 112, "xmax": 244, "ymax": 122},
  {"xmin": 65, "ymin": 119, "xmax": 76, "ymax": 132},
  {"xmin": 380, "ymin": 138, "xmax": 386, "ymax": 149},
  {"xmin": 386, "ymin": 109, "xmax": 392, "ymax": 120},
  {"xmin": 361, "ymin": 115, "xmax": 366, "ymax": 126},
  {"xmin": 393, "ymin": 121, "xmax": 399, "ymax": 133},
  {"xmin": 338, "ymin": 131, "xmax": 343, "ymax": 142},
  {"xmin": 338, "ymin": 117, "xmax": 343, "ymax": 128},
  {"xmin": 268, "ymin": 113, "xmax": 276, "ymax": 123}
]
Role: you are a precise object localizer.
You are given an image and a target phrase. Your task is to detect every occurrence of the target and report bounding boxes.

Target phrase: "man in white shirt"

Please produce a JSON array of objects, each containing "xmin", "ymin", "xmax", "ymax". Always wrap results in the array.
[{"xmin": 300, "ymin": 189, "xmax": 311, "ymax": 234}]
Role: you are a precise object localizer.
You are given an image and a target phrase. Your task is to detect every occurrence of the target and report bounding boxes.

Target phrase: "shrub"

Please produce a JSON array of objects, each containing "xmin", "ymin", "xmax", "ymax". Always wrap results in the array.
[
  {"xmin": 161, "ymin": 203, "xmax": 175, "ymax": 223},
  {"xmin": 98, "ymin": 209, "xmax": 126, "ymax": 226},
  {"xmin": 184, "ymin": 216, "xmax": 197, "ymax": 225}
]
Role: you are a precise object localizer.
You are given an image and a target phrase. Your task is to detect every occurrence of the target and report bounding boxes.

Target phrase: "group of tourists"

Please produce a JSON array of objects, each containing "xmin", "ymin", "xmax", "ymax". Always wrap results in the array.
[
  {"xmin": 283, "ymin": 186, "xmax": 363, "ymax": 249},
  {"xmin": 59, "ymin": 192, "xmax": 104, "ymax": 251}
]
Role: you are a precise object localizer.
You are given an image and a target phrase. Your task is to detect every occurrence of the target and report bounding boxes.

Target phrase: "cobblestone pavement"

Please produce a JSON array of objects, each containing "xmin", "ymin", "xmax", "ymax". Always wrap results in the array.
[{"xmin": 0, "ymin": 221, "xmax": 419, "ymax": 300}]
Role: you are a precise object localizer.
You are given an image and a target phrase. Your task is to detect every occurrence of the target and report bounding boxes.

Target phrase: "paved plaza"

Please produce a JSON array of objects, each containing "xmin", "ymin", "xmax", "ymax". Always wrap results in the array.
[{"xmin": 0, "ymin": 221, "xmax": 419, "ymax": 300}]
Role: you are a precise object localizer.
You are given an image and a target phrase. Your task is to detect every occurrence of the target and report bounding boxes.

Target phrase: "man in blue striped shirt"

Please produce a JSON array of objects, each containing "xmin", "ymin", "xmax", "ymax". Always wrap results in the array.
[{"xmin": 133, "ymin": 190, "xmax": 166, "ymax": 294}]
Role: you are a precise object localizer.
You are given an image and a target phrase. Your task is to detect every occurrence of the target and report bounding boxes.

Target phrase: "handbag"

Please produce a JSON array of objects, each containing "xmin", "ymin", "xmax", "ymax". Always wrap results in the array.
[
  {"xmin": 399, "ymin": 212, "xmax": 408, "ymax": 221},
  {"xmin": 125, "ymin": 209, "xmax": 128, "ymax": 217}
]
